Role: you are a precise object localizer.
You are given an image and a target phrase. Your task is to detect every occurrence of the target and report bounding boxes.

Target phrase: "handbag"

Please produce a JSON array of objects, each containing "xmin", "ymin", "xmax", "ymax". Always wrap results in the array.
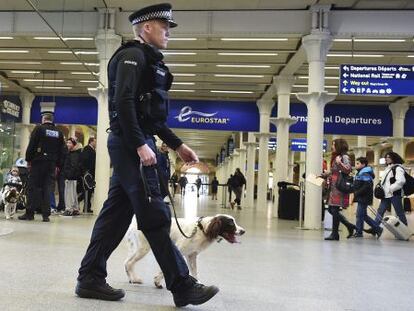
[
  {"xmin": 336, "ymin": 171, "xmax": 354, "ymax": 194},
  {"xmin": 82, "ymin": 172, "xmax": 96, "ymax": 190},
  {"xmin": 374, "ymin": 168, "xmax": 393, "ymax": 199}
]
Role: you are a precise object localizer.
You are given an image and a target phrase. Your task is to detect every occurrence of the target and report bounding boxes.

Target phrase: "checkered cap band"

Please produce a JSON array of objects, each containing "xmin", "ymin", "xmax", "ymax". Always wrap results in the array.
[{"xmin": 132, "ymin": 10, "xmax": 173, "ymax": 25}]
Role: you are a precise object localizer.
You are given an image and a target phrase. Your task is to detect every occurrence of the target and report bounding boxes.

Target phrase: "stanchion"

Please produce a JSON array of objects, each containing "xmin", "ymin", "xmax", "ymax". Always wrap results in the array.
[
  {"xmin": 220, "ymin": 184, "xmax": 227, "ymax": 209},
  {"xmin": 295, "ymin": 181, "xmax": 308, "ymax": 230}
]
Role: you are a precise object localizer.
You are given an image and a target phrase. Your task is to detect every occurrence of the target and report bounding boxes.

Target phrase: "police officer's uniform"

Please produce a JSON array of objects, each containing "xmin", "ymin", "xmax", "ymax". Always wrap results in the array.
[
  {"xmin": 77, "ymin": 4, "xmax": 193, "ymax": 295},
  {"xmin": 19, "ymin": 117, "xmax": 65, "ymax": 221}
]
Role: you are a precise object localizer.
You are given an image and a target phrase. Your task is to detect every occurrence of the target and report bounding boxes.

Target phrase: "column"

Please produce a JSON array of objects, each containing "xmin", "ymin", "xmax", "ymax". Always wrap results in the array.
[
  {"xmin": 388, "ymin": 101, "xmax": 410, "ymax": 157},
  {"xmin": 353, "ymin": 136, "xmax": 369, "ymax": 158},
  {"xmin": 92, "ymin": 27, "xmax": 122, "ymax": 214},
  {"xmin": 288, "ymin": 151, "xmax": 295, "ymax": 182},
  {"xmin": 298, "ymin": 151, "xmax": 306, "ymax": 181},
  {"xmin": 296, "ymin": 30, "xmax": 335, "ymax": 229},
  {"xmin": 237, "ymin": 148, "xmax": 247, "ymax": 176},
  {"xmin": 19, "ymin": 91, "xmax": 35, "ymax": 158},
  {"xmin": 231, "ymin": 152, "xmax": 239, "ymax": 174},
  {"xmin": 255, "ymin": 99, "xmax": 274, "ymax": 208},
  {"xmin": 244, "ymin": 132, "xmax": 257, "ymax": 208}
]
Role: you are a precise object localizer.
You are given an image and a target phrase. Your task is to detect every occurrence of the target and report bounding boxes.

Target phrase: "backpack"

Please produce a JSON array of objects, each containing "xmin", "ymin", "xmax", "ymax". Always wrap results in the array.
[{"xmin": 392, "ymin": 165, "xmax": 414, "ymax": 196}]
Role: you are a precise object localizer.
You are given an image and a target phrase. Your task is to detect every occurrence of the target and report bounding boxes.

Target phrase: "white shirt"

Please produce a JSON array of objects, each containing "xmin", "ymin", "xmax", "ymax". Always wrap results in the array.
[{"xmin": 381, "ymin": 164, "xmax": 406, "ymax": 198}]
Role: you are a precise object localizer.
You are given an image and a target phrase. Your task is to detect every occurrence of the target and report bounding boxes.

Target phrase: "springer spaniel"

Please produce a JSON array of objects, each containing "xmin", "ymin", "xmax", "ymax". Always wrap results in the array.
[
  {"xmin": 2, "ymin": 187, "xmax": 19, "ymax": 220},
  {"xmin": 124, "ymin": 214, "xmax": 245, "ymax": 288}
]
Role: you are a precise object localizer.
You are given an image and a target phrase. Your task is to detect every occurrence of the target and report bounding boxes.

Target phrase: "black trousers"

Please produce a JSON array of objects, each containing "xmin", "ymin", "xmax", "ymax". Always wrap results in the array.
[
  {"xmin": 327, "ymin": 205, "xmax": 354, "ymax": 236},
  {"xmin": 26, "ymin": 160, "xmax": 55, "ymax": 218},
  {"xmin": 57, "ymin": 171, "xmax": 65, "ymax": 211},
  {"xmin": 77, "ymin": 133, "xmax": 189, "ymax": 292}
]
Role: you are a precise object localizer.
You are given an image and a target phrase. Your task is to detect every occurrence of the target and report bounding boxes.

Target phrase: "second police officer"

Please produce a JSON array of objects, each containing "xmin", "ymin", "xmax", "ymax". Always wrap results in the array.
[{"xmin": 75, "ymin": 3, "xmax": 219, "ymax": 307}]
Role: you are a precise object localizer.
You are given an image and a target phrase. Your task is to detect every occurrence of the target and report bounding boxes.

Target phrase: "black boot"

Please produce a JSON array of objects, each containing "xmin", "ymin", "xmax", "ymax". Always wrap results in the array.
[
  {"xmin": 324, "ymin": 233, "xmax": 339, "ymax": 241},
  {"xmin": 364, "ymin": 227, "xmax": 376, "ymax": 237},
  {"xmin": 173, "ymin": 277, "xmax": 219, "ymax": 307},
  {"xmin": 346, "ymin": 224, "xmax": 356, "ymax": 239},
  {"xmin": 18, "ymin": 213, "xmax": 34, "ymax": 221},
  {"xmin": 75, "ymin": 281, "xmax": 125, "ymax": 301}
]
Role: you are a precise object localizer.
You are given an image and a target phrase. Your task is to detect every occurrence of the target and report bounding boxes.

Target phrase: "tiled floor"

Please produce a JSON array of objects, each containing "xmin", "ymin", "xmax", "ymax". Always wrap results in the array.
[{"xmin": 1, "ymin": 191, "xmax": 413, "ymax": 311}]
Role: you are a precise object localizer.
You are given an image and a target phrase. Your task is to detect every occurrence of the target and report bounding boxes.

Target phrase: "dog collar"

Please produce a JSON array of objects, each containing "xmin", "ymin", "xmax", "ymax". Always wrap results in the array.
[{"xmin": 196, "ymin": 216, "xmax": 206, "ymax": 234}]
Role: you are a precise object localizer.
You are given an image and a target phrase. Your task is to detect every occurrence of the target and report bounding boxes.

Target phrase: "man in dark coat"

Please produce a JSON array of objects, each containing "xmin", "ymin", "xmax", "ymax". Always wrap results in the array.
[{"xmin": 80, "ymin": 137, "xmax": 96, "ymax": 212}]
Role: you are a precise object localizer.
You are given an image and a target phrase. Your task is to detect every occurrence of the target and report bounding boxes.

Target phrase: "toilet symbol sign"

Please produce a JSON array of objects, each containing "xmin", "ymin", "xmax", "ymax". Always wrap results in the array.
[{"xmin": 339, "ymin": 64, "xmax": 414, "ymax": 96}]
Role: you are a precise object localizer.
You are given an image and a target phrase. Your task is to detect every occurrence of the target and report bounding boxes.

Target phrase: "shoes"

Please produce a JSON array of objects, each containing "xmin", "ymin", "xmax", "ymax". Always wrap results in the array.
[
  {"xmin": 173, "ymin": 277, "xmax": 219, "ymax": 307},
  {"xmin": 346, "ymin": 225, "xmax": 356, "ymax": 239},
  {"xmin": 62, "ymin": 210, "xmax": 73, "ymax": 216},
  {"xmin": 18, "ymin": 213, "xmax": 34, "ymax": 221},
  {"xmin": 237, "ymin": 206, "xmax": 242, "ymax": 210},
  {"xmin": 42, "ymin": 217, "xmax": 50, "ymax": 222},
  {"xmin": 230, "ymin": 202, "xmax": 235, "ymax": 210},
  {"xmin": 376, "ymin": 227, "xmax": 383, "ymax": 239},
  {"xmin": 72, "ymin": 210, "xmax": 80, "ymax": 216},
  {"xmin": 363, "ymin": 227, "xmax": 376, "ymax": 237},
  {"xmin": 324, "ymin": 233, "xmax": 339, "ymax": 241},
  {"xmin": 352, "ymin": 233, "xmax": 363, "ymax": 238},
  {"xmin": 86, "ymin": 209, "xmax": 93, "ymax": 213},
  {"xmin": 75, "ymin": 281, "xmax": 125, "ymax": 301}
]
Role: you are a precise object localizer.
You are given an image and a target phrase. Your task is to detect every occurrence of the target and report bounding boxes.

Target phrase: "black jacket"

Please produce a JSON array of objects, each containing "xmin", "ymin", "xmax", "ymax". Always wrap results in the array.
[
  {"xmin": 81, "ymin": 145, "xmax": 96, "ymax": 177},
  {"xmin": 26, "ymin": 122, "xmax": 66, "ymax": 167},
  {"xmin": 232, "ymin": 172, "xmax": 246, "ymax": 188},
  {"xmin": 353, "ymin": 166, "xmax": 375, "ymax": 205},
  {"xmin": 63, "ymin": 149, "xmax": 82, "ymax": 180},
  {"xmin": 107, "ymin": 40, "xmax": 182, "ymax": 151}
]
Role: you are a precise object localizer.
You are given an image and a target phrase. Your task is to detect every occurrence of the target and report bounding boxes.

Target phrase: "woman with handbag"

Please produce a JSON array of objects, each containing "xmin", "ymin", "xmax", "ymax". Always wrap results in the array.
[
  {"xmin": 373, "ymin": 151, "xmax": 408, "ymax": 227},
  {"xmin": 324, "ymin": 138, "xmax": 356, "ymax": 241}
]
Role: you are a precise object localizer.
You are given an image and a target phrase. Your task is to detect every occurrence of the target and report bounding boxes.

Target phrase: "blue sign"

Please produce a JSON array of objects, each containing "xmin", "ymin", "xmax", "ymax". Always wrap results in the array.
[
  {"xmin": 0, "ymin": 96, "xmax": 22, "ymax": 122},
  {"xmin": 339, "ymin": 64, "xmax": 414, "ymax": 96},
  {"xmin": 168, "ymin": 100, "xmax": 259, "ymax": 132},
  {"xmin": 291, "ymin": 138, "xmax": 327, "ymax": 152},
  {"xmin": 272, "ymin": 103, "xmax": 393, "ymax": 137}
]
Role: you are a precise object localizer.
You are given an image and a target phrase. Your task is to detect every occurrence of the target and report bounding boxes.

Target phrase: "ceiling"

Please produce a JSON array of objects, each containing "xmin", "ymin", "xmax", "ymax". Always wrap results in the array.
[{"xmin": 0, "ymin": 0, "xmax": 414, "ymax": 159}]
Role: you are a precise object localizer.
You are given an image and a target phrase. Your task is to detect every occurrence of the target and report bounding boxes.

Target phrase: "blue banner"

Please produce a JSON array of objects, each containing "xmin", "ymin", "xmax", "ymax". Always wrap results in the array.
[
  {"xmin": 339, "ymin": 64, "xmax": 414, "ymax": 96},
  {"xmin": 168, "ymin": 100, "xmax": 260, "ymax": 132},
  {"xmin": 0, "ymin": 96, "xmax": 22, "ymax": 122},
  {"xmin": 271, "ymin": 103, "xmax": 393, "ymax": 137},
  {"xmin": 291, "ymin": 138, "xmax": 328, "ymax": 152},
  {"xmin": 31, "ymin": 96, "xmax": 97, "ymax": 125}
]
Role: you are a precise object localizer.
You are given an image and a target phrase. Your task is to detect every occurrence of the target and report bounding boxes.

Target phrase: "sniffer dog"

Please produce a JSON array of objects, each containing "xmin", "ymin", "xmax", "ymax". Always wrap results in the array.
[
  {"xmin": 2, "ymin": 187, "xmax": 19, "ymax": 219},
  {"xmin": 124, "ymin": 214, "xmax": 245, "ymax": 288}
]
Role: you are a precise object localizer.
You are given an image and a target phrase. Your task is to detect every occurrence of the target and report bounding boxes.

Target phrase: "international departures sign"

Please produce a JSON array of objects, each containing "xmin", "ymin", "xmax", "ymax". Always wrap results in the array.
[{"xmin": 339, "ymin": 64, "xmax": 414, "ymax": 96}]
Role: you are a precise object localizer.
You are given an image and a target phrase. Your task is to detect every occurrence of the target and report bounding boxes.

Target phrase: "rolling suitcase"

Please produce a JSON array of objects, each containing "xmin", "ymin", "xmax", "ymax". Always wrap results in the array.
[{"xmin": 368, "ymin": 206, "xmax": 412, "ymax": 241}]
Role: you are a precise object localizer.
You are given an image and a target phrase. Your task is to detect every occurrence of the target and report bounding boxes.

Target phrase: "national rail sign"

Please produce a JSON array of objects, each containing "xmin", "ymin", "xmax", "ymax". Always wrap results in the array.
[{"xmin": 339, "ymin": 64, "xmax": 414, "ymax": 96}]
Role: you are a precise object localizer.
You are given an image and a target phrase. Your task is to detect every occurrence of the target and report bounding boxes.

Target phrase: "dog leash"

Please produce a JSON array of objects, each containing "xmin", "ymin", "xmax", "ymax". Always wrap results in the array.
[{"xmin": 139, "ymin": 163, "xmax": 200, "ymax": 239}]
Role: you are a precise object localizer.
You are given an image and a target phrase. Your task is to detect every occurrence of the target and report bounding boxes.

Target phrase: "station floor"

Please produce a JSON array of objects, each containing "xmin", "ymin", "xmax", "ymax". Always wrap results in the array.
[{"xmin": 1, "ymin": 191, "xmax": 414, "ymax": 311}]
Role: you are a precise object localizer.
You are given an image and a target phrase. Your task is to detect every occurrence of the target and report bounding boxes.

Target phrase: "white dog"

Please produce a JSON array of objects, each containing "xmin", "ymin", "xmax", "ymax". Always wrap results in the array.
[
  {"xmin": 124, "ymin": 214, "xmax": 245, "ymax": 288},
  {"xmin": 2, "ymin": 186, "xmax": 19, "ymax": 219}
]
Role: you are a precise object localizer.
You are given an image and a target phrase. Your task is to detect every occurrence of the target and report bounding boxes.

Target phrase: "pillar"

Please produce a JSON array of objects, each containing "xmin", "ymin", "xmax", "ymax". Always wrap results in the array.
[
  {"xmin": 288, "ymin": 151, "xmax": 295, "ymax": 182},
  {"xmin": 296, "ymin": 29, "xmax": 334, "ymax": 229},
  {"xmin": 388, "ymin": 101, "xmax": 410, "ymax": 157},
  {"xmin": 255, "ymin": 99, "xmax": 274, "ymax": 208},
  {"xmin": 19, "ymin": 91, "xmax": 35, "ymax": 158},
  {"xmin": 298, "ymin": 151, "xmax": 306, "ymax": 181},
  {"xmin": 244, "ymin": 132, "xmax": 257, "ymax": 208},
  {"xmin": 92, "ymin": 26, "xmax": 122, "ymax": 214},
  {"xmin": 353, "ymin": 136, "xmax": 369, "ymax": 158}
]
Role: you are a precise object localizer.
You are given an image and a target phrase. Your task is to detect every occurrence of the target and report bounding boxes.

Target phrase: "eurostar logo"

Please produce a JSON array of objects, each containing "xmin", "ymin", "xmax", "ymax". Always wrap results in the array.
[
  {"xmin": 174, "ymin": 106, "xmax": 229, "ymax": 125},
  {"xmin": 174, "ymin": 106, "xmax": 218, "ymax": 122}
]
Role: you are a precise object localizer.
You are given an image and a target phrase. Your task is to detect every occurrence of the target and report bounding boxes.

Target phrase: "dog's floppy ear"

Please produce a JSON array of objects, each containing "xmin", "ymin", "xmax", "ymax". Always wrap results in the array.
[{"xmin": 205, "ymin": 217, "xmax": 222, "ymax": 240}]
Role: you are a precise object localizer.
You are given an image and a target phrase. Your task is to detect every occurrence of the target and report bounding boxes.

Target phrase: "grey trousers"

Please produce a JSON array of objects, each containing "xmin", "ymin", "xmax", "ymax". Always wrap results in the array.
[{"xmin": 64, "ymin": 180, "xmax": 79, "ymax": 211}]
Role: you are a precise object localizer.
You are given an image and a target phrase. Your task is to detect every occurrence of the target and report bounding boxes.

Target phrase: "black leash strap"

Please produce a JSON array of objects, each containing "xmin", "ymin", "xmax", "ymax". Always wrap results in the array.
[{"xmin": 139, "ymin": 163, "xmax": 198, "ymax": 239}]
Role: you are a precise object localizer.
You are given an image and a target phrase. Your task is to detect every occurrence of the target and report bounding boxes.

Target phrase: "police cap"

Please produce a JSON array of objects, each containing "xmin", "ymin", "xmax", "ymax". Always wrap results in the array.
[{"xmin": 129, "ymin": 3, "xmax": 177, "ymax": 28}]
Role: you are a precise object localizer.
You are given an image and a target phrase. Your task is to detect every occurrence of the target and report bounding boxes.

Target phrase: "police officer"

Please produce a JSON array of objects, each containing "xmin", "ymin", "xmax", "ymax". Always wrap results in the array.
[
  {"xmin": 18, "ymin": 111, "xmax": 65, "ymax": 222},
  {"xmin": 75, "ymin": 3, "xmax": 219, "ymax": 307}
]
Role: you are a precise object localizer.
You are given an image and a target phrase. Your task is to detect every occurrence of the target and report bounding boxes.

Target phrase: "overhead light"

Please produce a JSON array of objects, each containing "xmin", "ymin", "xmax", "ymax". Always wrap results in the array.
[
  {"xmin": 221, "ymin": 38, "xmax": 288, "ymax": 41},
  {"xmin": 169, "ymin": 89, "xmax": 196, "ymax": 92},
  {"xmin": 210, "ymin": 90, "xmax": 254, "ymax": 94},
  {"xmin": 298, "ymin": 76, "xmax": 339, "ymax": 80},
  {"xmin": 293, "ymin": 85, "xmax": 308, "ymax": 88},
  {"xmin": 173, "ymin": 73, "xmax": 196, "ymax": 77},
  {"xmin": 214, "ymin": 74, "xmax": 264, "ymax": 78},
  {"xmin": 327, "ymin": 53, "xmax": 384, "ymax": 57},
  {"xmin": 87, "ymin": 87, "xmax": 98, "ymax": 91},
  {"xmin": 0, "ymin": 61, "xmax": 41, "ymax": 64},
  {"xmin": 24, "ymin": 79, "xmax": 64, "ymax": 82},
  {"xmin": 71, "ymin": 71, "xmax": 99, "ymax": 75},
  {"xmin": 60, "ymin": 62, "xmax": 99, "ymax": 66},
  {"xmin": 35, "ymin": 86, "xmax": 72, "ymax": 89},
  {"xmin": 328, "ymin": 93, "xmax": 338, "ymax": 96},
  {"xmin": 169, "ymin": 38, "xmax": 198, "ymax": 41},
  {"xmin": 75, "ymin": 51, "xmax": 99, "ymax": 55},
  {"xmin": 218, "ymin": 52, "xmax": 278, "ymax": 56},
  {"xmin": 48, "ymin": 50, "xmax": 72, "ymax": 54},
  {"xmin": 325, "ymin": 66, "xmax": 340, "ymax": 70},
  {"xmin": 325, "ymin": 85, "xmax": 338, "ymax": 89},
  {"xmin": 217, "ymin": 64, "xmax": 270, "ymax": 68},
  {"xmin": 355, "ymin": 39, "xmax": 406, "ymax": 42},
  {"xmin": 0, "ymin": 37, "xmax": 13, "ymax": 39},
  {"xmin": 333, "ymin": 39, "xmax": 352, "ymax": 42},
  {"xmin": 79, "ymin": 80, "xmax": 99, "ymax": 83},
  {"xmin": 0, "ymin": 50, "xmax": 29, "ymax": 53},
  {"xmin": 407, "ymin": 55, "xmax": 414, "ymax": 58},
  {"xmin": 172, "ymin": 82, "xmax": 195, "ymax": 85},
  {"xmin": 11, "ymin": 70, "xmax": 40, "ymax": 74},
  {"xmin": 294, "ymin": 84, "xmax": 337, "ymax": 89},
  {"xmin": 34, "ymin": 37, "xmax": 94, "ymax": 41},
  {"xmin": 166, "ymin": 63, "xmax": 196, "ymax": 67},
  {"xmin": 163, "ymin": 52, "xmax": 197, "ymax": 55}
]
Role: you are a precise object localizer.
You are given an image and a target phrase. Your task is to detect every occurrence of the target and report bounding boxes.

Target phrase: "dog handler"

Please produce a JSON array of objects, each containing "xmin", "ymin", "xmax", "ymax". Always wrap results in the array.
[{"xmin": 75, "ymin": 3, "xmax": 219, "ymax": 307}]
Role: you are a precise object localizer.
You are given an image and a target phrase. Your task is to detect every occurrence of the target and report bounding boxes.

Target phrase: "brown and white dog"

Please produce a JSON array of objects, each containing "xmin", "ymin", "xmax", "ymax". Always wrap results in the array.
[
  {"xmin": 124, "ymin": 214, "xmax": 245, "ymax": 288},
  {"xmin": 2, "ymin": 187, "xmax": 19, "ymax": 219}
]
